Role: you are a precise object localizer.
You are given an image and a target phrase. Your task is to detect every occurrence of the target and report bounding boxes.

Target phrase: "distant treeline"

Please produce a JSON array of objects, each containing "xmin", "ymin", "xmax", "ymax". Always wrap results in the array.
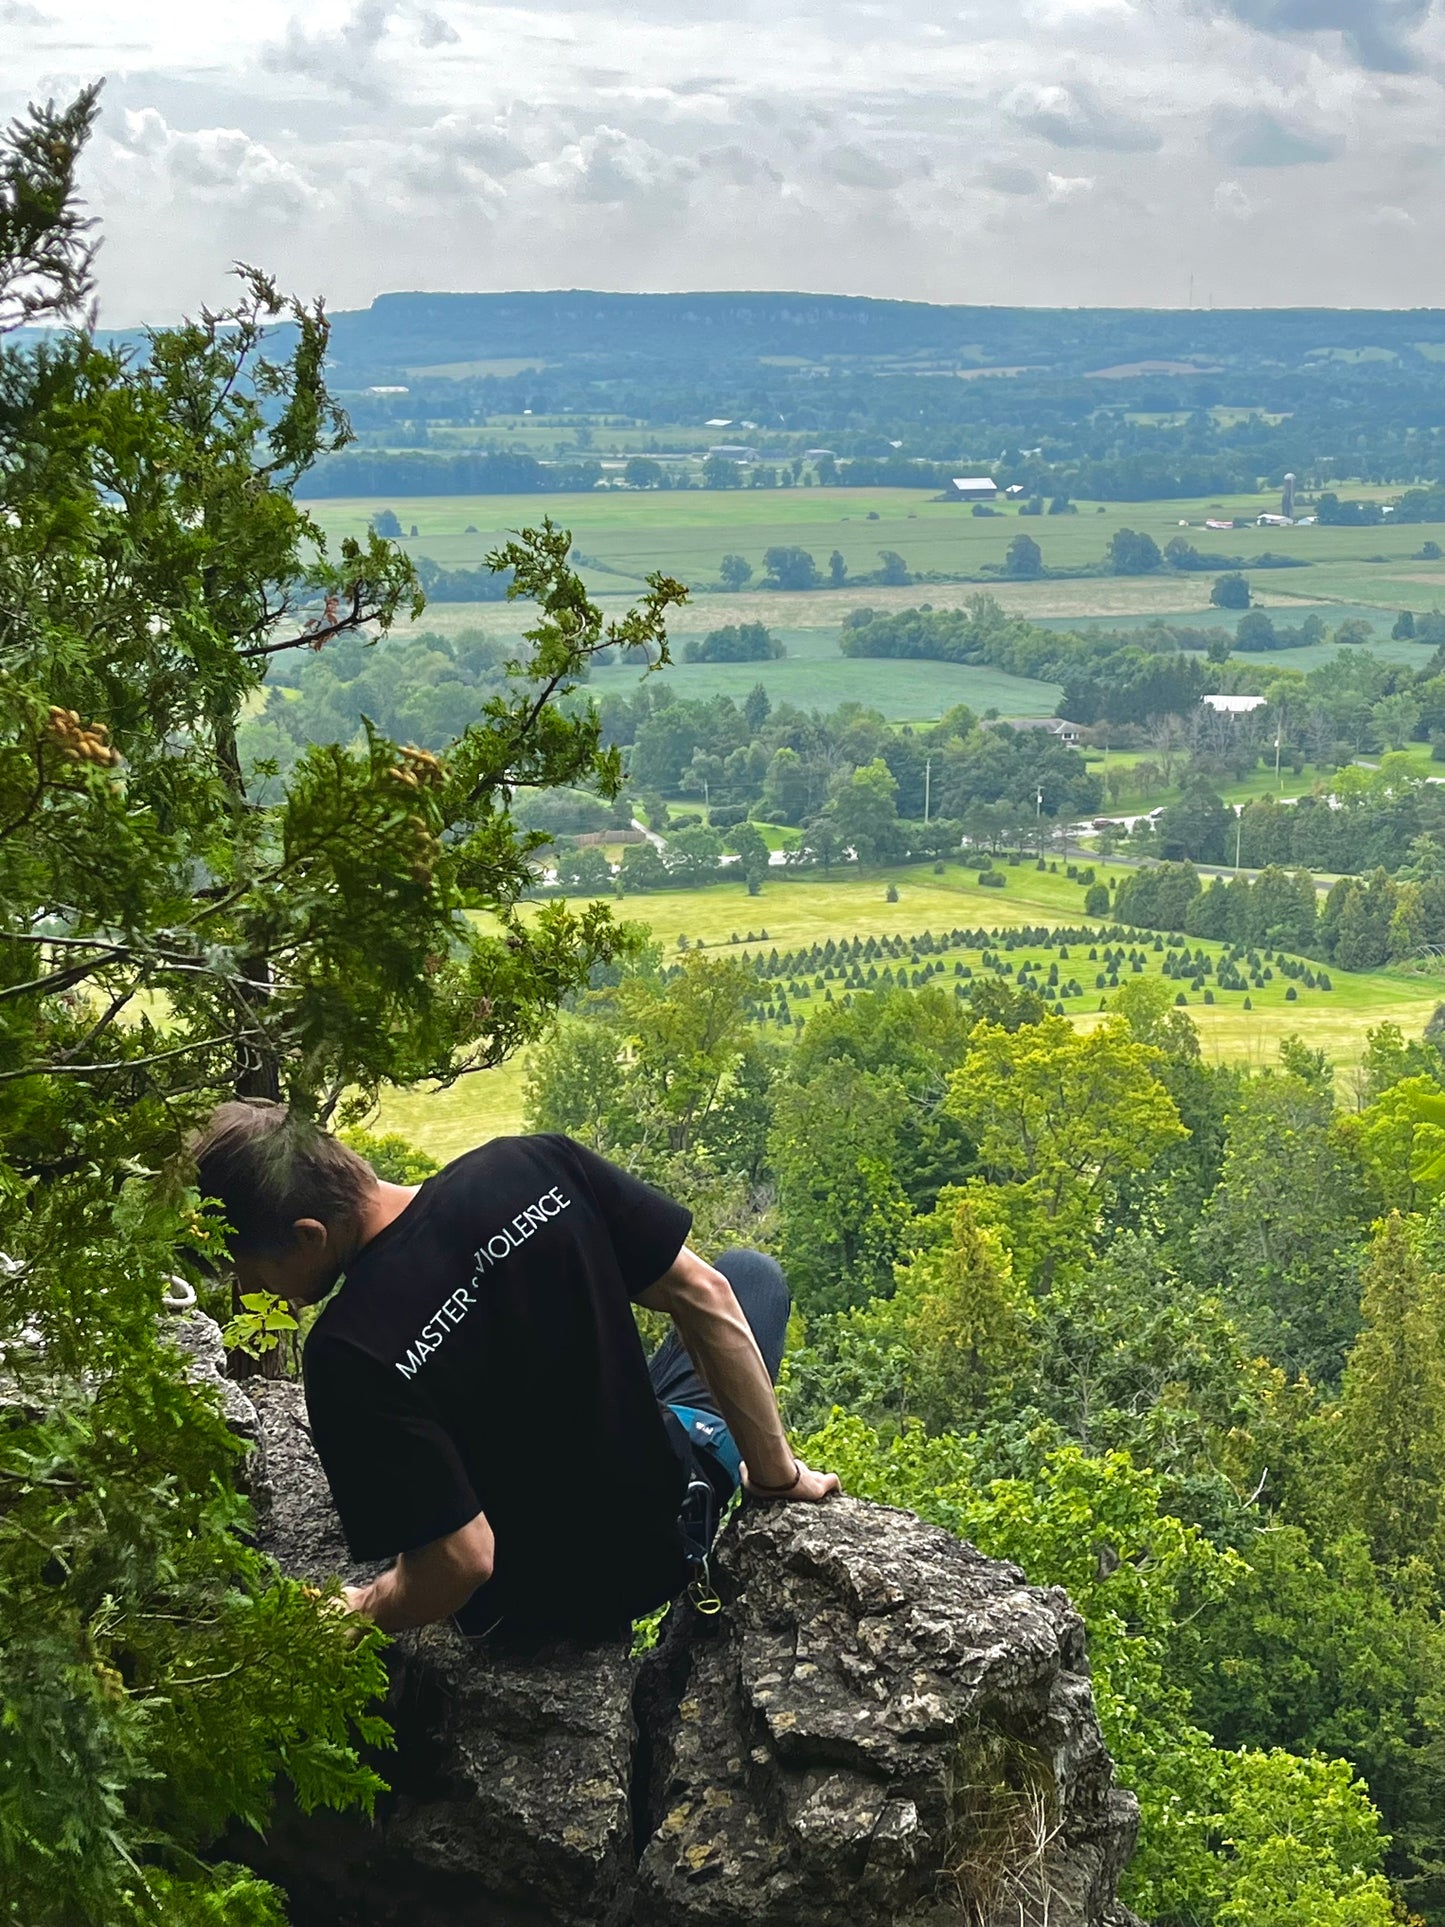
[
  {"xmin": 310, "ymin": 291, "xmax": 1445, "ymax": 504},
  {"xmin": 298, "ymin": 441, "xmax": 1445, "ymax": 513},
  {"xmin": 839, "ymin": 599, "xmax": 1209, "ymax": 727},
  {"xmin": 295, "ymin": 450, "xmax": 606, "ymax": 497}
]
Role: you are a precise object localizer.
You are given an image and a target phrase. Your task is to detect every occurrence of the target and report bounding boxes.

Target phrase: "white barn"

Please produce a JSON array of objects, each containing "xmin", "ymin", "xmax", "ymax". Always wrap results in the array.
[{"xmin": 1201, "ymin": 694, "xmax": 1268, "ymax": 717}]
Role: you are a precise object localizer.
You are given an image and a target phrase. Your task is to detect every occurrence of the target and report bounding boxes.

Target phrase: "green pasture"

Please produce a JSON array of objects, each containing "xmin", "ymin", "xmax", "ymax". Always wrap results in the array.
[
  {"xmin": 374, "ymin": 1055, "xmax": 531, "ymax": 1162},
  {"xmin": 300, "ymin": 484, "xmax": 1445, "ymax": 724},
  {"xmin": 1230, "ymin": 631, "xmax": 1432, "ymax": 672},
  {"xmin": 306, "ymin": 485, "xmax": 1445, "ymax": 604},
  {"xmin": 368, "ymin": 861, "xmax": 1443, "ymax": 1157},
  {"xmin": 589, "ymin": 651, "xmax": 1060, "ymax": 720},
  {"xmin": 1088, "ymin": 752, "xmax": 1356, "ymax": 815}
]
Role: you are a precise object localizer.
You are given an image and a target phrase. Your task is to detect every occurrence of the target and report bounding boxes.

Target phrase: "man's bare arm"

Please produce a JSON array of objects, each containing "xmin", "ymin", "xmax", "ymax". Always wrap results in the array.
[
  {"xmin": 343, "ymin": 1510, "xmax": 495, "ymax": 1633},
  {"xmin": 638, "ymin": 1247, "xmax": 839, "ymax": 1503}
]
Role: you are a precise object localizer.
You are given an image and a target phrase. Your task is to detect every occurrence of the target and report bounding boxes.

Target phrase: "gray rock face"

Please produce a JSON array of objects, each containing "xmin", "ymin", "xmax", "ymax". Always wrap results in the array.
[
  {"xmin": 166, "ymin": 1309, "xmax": 261, "ymax": 1445},
  {"xmin": 240, "ymin": 1377, "xmax": 1143, "ymax": 1927},
  {"xmin": 636, "ymin": 1503, "xmax": 1139, "ymax": 1927}
]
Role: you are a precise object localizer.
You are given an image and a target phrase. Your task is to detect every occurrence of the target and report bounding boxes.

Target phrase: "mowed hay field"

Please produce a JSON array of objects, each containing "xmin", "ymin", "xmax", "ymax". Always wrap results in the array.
[
  {"xmin": 370, "ymin": 862, "xmax": 1444, "ymax": 1158},
  {"xmin": 304, "ymin": 485, "xmax": 1445, "ymax": 721}
]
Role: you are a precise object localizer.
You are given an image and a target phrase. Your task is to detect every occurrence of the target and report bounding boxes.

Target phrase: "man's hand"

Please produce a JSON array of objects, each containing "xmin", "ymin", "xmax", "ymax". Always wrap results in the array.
[
  {"xmin": 741, "ymin": 1455, "xmax": 841, "ymax": 1504},
  {"xmin": 335, "ymin": 1511, "xmax": 495, "ymax": 1633}
]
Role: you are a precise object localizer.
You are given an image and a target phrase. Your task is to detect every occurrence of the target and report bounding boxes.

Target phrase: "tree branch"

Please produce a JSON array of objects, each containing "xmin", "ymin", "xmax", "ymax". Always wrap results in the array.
[
  {"xmin": 0, "ymin": 1029, "xmax": 256, "ymax": 1084},
  {"xmin": 238, "ymin": 580, "xmax": 369, "ymax": 660}
]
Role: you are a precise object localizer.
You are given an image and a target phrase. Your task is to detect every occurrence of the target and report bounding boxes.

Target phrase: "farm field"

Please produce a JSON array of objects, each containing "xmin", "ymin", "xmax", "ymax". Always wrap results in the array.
[
  {"xmin": 306, "ymin": 483, "xmax": 1445, "ymax": 603},
  {"xmin": 590, "ymin": 649, "xmax": 1061, "ymax": 718},
  {"xmin": 370, "ymin": 860, "xmax": 1444, "ymax": 1157},
  {"xmin": 304, "ymin": 485, "xmax": 1445, "ymax": 720}
]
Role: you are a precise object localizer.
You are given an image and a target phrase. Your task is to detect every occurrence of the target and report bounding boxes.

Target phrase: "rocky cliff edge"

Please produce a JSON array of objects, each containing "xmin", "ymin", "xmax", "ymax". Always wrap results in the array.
[{"xmin": 209, "ymin": 1346, "xmax": 1143, "ymax": 1927}]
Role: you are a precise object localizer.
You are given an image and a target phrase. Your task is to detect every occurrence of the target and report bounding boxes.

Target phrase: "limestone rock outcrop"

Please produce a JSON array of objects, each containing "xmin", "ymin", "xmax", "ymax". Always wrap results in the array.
[{"xmin": 234, "ymin": 1375, "xmax": 1144, "ymax": 1927}]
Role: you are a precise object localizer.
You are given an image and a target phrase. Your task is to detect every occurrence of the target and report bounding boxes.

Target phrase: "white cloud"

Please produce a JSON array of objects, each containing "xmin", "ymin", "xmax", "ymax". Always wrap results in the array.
[
  {"xmin": 984, "ymin": 162, "xmax": 1043, "ymax": 195},
  {"xmin": 537, "ymin": 126, "xmax": 697, "ymax": 209},
  {"xmin": 1002, "ymin": 80, "xmax": 1162, "ymax": 151},
  {"xmin": 118, "ymin": 107, "xmax": 170, "ymax": 159},
  {"xmin": 3, "ymin": 0, "xmax": 1439, "ymax": 315},
  {"xmin": 822, "ymin": 143, "xmax": 906, "ymax": 191},
  {"xmin": 1208, "ymin": 103, "xmax": 1346, "ymax": 166},
  {"xmin": 263, "ymin": 0, "xmax": 397, "ymax": 100},
  {"xmin": 1213, "ymin": 178, "xmax": 1257, "ymax": 219},
  {"xmin": 415, "ymin": 9, "xmax": 458, "ymax": 47},
  {"xmin": 107, "ymin": 109, "xmax": 322, "ymax": 223}
]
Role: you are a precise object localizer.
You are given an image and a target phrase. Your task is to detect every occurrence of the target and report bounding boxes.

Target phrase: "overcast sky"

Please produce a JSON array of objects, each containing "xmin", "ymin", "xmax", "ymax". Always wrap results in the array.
[{"xmin": 7, "ymin": 0, "xmax": 1444, "ymax": 322}]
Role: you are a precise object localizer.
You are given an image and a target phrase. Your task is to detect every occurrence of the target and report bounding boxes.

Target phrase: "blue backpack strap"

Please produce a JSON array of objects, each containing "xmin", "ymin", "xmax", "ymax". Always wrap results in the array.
[{"xmin": 667, "ymin": 1403, "xmax": 743, "ymax": 1488}]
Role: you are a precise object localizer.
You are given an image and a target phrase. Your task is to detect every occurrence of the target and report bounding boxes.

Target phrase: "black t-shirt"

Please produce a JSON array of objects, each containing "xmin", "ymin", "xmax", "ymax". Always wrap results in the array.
[{"xmin": 302, "ymin": 1134, "xmax": 693, "ymax": 1636}]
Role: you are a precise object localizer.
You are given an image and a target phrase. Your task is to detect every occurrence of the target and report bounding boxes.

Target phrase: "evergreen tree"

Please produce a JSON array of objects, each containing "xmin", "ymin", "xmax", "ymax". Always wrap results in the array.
[
  {"xmin": 742, "ymin": 681, "xmax": 771, "ymax": 732},
  {"xmin": 1339, "ymin": 1214, "xmax": 1445, "ymax": 1583}
]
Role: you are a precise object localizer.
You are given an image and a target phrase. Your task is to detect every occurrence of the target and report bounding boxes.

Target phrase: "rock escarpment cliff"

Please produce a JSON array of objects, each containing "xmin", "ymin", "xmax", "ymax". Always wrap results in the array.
[{"xmin": 234, "ymin": 1369, "xmax": 1144, "ymax": 1927}]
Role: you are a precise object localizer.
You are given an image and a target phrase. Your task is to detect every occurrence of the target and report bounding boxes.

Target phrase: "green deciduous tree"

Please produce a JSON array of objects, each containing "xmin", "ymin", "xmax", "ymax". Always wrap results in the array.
[
  {"xmin": 769, "ymin": 1060, "xmax": 913, "ymax": 1315},
  {"xmin": 682, "ymin": 621, "xmax": 781, "ymax": 664},
  {"xmin": 827, "ymin": 757, "xmax": 906, "ymax": 864},
  {"xmin": 1372, "ymin": 690, "xmax": 1422, "ymax": 751},
  {"xmin": 1337, "ymin": 1077, "xmax": 1445, "ymax": 1214},
  {"xmin": 1108, "ymin": 529, "xmax": 1164, "ymax": 575},
  {"xmin": 793, "ymin": 1414, "xmax": 1395, "ymax": 1926},
  {"xmin": 944, "ymin": 1016, "xmax": 1185, "ymax": 1278},
  {"xmin": 614, "ymin": 953, "xmax": 758, "ymax": 1155},
  {"xmin": 1211, "ymin": 572, "xmax": 1251, "ymax": 610},
  {"xmin": 523, "ymin": 1013, "xmax": 632, "ymax": 1154},
  {"xmin": 784, "ymin": 1190, "xmax": 1032, "ymax": 1436},
  {"xmin": 1180, "ymin": 1524, "xmax": 1445, "ymax": 1919},
  {"xmin": 761, "ymin": 545, "xmax": 820, "ymax": 590},
  {"xmin": 725, "ymin": 821, "xmax": 771, "ymax": 894}
]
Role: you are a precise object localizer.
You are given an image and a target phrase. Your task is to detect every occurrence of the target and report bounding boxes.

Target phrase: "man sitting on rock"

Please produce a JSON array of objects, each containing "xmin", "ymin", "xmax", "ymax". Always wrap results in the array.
[{"xmin": 191, "ymin": 1102, "xmax": 839, "ymax": 1641}]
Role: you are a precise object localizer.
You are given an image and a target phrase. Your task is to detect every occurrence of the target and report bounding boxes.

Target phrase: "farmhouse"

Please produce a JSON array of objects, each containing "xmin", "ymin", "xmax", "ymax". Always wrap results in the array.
[
  {"xmin": 946, "ymin": 476, "xmax": 999, "ymax": 501},
  {"xmin": 996, "ymin": 716, "xmax": 1084, "ymax": 745}
]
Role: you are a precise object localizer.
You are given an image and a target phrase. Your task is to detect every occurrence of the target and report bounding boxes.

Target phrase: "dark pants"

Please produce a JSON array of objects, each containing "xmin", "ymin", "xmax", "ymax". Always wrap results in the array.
[
  {"xmin": 647, "ymin": 1247, "xmax": 791, "ymax": 1415},
  {"xmin": 459, "ymin": 1250, "xmax": 791, "ymax": 1644}
]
